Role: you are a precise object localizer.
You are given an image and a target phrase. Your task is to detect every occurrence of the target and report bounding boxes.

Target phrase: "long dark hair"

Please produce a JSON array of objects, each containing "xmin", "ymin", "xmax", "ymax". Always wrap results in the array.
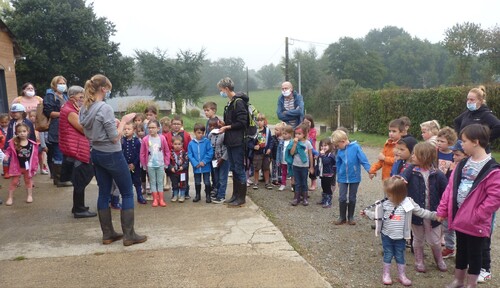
[{"xmin": 14, "ymin": 123, "xmax": 30, "ymax": 151}]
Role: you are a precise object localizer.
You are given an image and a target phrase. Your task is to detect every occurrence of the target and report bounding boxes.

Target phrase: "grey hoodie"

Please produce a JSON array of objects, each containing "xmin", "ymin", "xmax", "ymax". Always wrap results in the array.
[{"xmin": 79, "ymin": 101, "xmax": 121, "ymax": 153}]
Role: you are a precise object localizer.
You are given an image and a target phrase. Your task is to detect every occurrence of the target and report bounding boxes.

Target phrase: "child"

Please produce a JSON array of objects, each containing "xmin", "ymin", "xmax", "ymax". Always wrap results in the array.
[
  {"xmin": 369, "ymin": 119, "xmax": 404, "ymax": 181},
  {"xmin": 134, "ymin": 119, "xmax": 149, "ymax": 199},
  {"xmin": 168, "ymin": 135, "xmax": 189, "ymax": 202},
  {"xmin": 4, "ymin": 103, "xmax": 36, "ymax": 149},
  {"xmin": 303, "ymin": 114, "xmax": 318, "ymax": 191},
  {"xmin": 140, "ymin": 120, "xmax": 170, "ymax": 207},
  {"xmin": 437, "ymin": 124, "xmax": 500, "ymax": 287},
  {"xmin": 251, "ymin": 113, "xmax": 273, "ymax": 190},
  {"xmin": 316, "ymin": 138, "xmax": 336, "ymax": 208},
  {"xmin": 399, "ymin": 116, "xmax": 412, "ymax": 138},
  {"xmin": 3, "ymin": 123, "xmax": 39, "ymax": 205},
  {"xmin": 420, "ymin": 120, "xmax": 440, "ymax": 147},
  {"xmin": 203, "ymin": 101, "xmax": 219, "ymax": 136},
  {"xmin": 278, "ymin": 124, "xmax": 293, "ymax": 191},
  {"xmin": 207, "ymin": 118, "xmax": 229, "ymax": 203},
  {"xmin": 122, "ymin": 122, "xmax": 147, "ymax": 204},
  {"xmin": 436, "ymin": 126, "xmax": 458, "ymax": 175},
  {"xmin": 286, "ymin": 123, "xmax": 314, "ymax": 206},
  {"xmin": 133, "ymin": 113, "xmax": 146, "ymax": 139},
  {"xmin": 0, "ymin": 113, "xmax": 9, "ymax": 151},
  {"xmin": 400, "ymin": 142, "xmax": 448, "ymax": 273},
  {"xmin": 28, "ymin": 110, "xmax": 49, "ymax": 175},
  {"xmin": 390, "ymin": 136, "xmax": 418, "ymax": 176},
  {"xmin": 166, "ymin": 115, "xmax": 192, "ymax": 199},
  {"xmin": 143, "ymin": 105, "xmax": 158, "ymax": 135},
  {"xmin": 331, "ymin": 129, "xmax": 371, "ymax": 225},
  {"xmin": 361, "ymin": 176, "xmax": 437, "ymax": 286},
  {"xmin": 188, "ymin": 123, "xmax": 213, "ymax": 203},
  {"xmin": 159, "ymin": 116, "xmax": 172, "ymax": 192},
  {"xmin": 271, "ymin": 122, "xmax": 286, "ymax": 186}
]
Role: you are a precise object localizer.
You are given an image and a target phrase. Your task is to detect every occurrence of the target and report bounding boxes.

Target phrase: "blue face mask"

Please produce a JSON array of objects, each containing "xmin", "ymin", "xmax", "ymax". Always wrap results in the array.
[
  {"xmin": 220, "ymin": 91, "xmax": 228, "ymax": 98},
  {"xmin": 57, "ymin": 84, "xmax": 67, "ymax": 93},
  {"xmin": 467, "ymin": 102, "xmax": 477, "ymax": 111},
  {"xmin": 105, "ymin": 90, "xmax": 111, "ymax": 98}
]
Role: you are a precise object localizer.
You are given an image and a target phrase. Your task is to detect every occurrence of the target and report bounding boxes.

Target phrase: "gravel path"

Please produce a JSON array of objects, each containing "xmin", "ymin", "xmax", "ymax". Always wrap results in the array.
[{"xmin": 247, "ymin": 145, "xmax": 499, "ymax": 287}]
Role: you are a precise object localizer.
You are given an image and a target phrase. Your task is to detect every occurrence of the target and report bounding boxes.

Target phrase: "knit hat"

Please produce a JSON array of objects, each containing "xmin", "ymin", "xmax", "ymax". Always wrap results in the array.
[
  {"xmin": 400, "ymin": 136, "xmax": 418, "ymax": 154},
  {"xmin": 449, "ymin": 140, "xmax": 464, "ymax": 153},
  {"xmin": 10, "ymin": 103, "xmax": 26, "ymax": 112}
]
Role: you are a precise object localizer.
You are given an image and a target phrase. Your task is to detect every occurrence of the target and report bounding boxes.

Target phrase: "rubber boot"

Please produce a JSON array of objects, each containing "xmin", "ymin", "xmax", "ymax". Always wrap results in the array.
[
  {"xmin": 302, "ymin": 191, "xmax": 309, "ymax": 206},
  {"xmin": 158, "ymin": 192, "xmax": 167, "ymax": 207},
  {"xmin": 382, "ymin": 263, "xmax": 392, "ymax": 285},
  {"xmin": 446, "ymin": 268, "xmax": 466, "ymax": 288},
  {"xmin": 334, "ymin": 202, "xmax": 347, "ymax": 225},
  {"xmin": 397, "ymin": 264, "xmax": 412, "ymax": 286},
  {"xmin": 98, "ymin": 209, "xmax": 123, "ymax": 244},
  {"xmin": 228, "ymin": 181, "xmax": 246, "ymax": 208},
  {"xmin": 151, "ymin": 192, "xmax": 159, "ymax": 207},
  {"xmin": 205, "ymin": 185, "xmax": 212, "ymax": 203},
  {"xmin": 26, "ymin": 188, "xmax": 33, "ymax": 203},
  {"xmin": 323, "ymin": 194, "xmax": 332, "ymax": 208},
  {"xmin": 120, "ymin": 209, "xmax": 147, "ymax": 246},
  {"xmin": 291, "ymin": 192, "xmax": 300, "ymax": 206},
  {"xmin": 466, "ymin": 274, "xmax": 479, "ymax": 288},
  {"xmin": 413, "ymin": 246, "xmax": 426, "ymax": 272},
  {"xmin": 347, "ymin": 201, "xmax": 356, "ymax": 225},
  {"xmin": 3, "ymin": 165, "xmax": 10, "ymax": 179},
  {"xmin": 110, "ymin": 195, "xmax": 122, "ymax": 210},
  {"xmin": 54, "ymin": 164, "xmax": 72, "ymax": 187},
  {"xmin": 193, "ymin": 184, "xmax": 201, "ymax": 202},
  {"xmin": 224, "ymin": 181, "xmax": 238, "ymax": 205},
  {"xmin": 136, "ymin": 191, "xmax": 147, "ymax": 204},
  {"xmin": 431, "ymin": 245, "xmax": 448, "ymax": 272},
  {"xmin": 317, "ymin": 193, "xmax": 326, "ymax": 205}
]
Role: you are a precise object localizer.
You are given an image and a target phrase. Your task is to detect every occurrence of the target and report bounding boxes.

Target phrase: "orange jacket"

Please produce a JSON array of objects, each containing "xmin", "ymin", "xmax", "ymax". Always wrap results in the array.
[{"xmin": 369, "ymin": 139, "xmax": 398, "ymax": 180}]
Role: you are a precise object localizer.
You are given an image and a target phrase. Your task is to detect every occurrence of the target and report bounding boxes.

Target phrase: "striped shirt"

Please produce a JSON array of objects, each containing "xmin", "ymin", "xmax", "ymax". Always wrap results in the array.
[
  {"xmin": 284, "ymin": 97, "xmax": 296, "ymax": 127},
  {"xmin": 457, "ymin": 156, "xmax": 491, "ymax": 207},
  {"xmin": 381, "ymin": 200, "xmax": 406, "ymax": 240}
]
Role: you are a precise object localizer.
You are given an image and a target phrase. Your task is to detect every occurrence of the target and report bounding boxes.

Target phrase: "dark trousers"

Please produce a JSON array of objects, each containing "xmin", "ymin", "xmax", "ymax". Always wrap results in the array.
[
  {"xmin": 72, "ymin": 160, "xmax": 94, "ymax": 213},
  {"xmin": 455, "ymin": 231, "xmax": 487, "ymax": 275},
  {"xmin": 320, "ymin": 176, "xmax": 334, "ymax": 195},
  {"xmin": 130, "ymin": 168, "xmax": 142, "ymax": 195}
]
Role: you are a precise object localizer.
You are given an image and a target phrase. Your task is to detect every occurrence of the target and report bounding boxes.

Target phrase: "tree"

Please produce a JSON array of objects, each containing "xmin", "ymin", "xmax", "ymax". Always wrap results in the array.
[
  {"xmin": 283, "ymin": 47, "xmax": 323, "ymax": 101},
  {"xmin": 135, "ymin": 48, "xmax": 205, "ymax": 112},
  {"xmin": 481, "ymin": 25, "xmax": 500, "ymax": 82},
  {"xmin": 257, "ymin": 64, "xmax": 283, "ymax": 89},
  {"xmin": 3, "ymin": 0, "xmax": 134, "ymax": 95},
  {"xmin": 0, "ymin": 0, "xmax": 12, "ymax": 13},
  {"xmin": 444, "ymin": 22, "xmax": 487, "ymax": 85},
  {"xmin": 200, "ymin": 57, "xmax": 249, "ymax": 96}
]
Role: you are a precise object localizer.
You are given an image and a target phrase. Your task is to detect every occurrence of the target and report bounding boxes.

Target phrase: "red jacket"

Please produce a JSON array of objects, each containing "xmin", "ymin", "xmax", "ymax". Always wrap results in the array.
[
  {"xmin": 165, "ymin": 130, "xmax": 191, "ymax": 152},
  {"xmin": 59, "ymin": 102, "xmax": 90, "ymax": 163}
]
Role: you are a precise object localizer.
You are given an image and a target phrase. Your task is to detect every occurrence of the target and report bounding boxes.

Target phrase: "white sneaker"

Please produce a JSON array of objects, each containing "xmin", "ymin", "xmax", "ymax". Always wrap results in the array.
[
  {"xmin": 228, "ymin": 171, "xmax": 233, "ymax": 177},
  {"xmin": 278, "ymin": 185, "xmax": 285, "ymax": 191},
  {"xmin": 478, "ymin": 268, "xmax": 491, "ymax": 283},
  {"xmin": 41, "ymin": 169, "xmax": 49, "ymax": 175}
]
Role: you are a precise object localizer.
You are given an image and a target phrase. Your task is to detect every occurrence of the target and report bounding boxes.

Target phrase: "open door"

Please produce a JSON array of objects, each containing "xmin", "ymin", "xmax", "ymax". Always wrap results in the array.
[{"xmin": 0, "ymin": 69, "xmax": 8, "ymax": 113}]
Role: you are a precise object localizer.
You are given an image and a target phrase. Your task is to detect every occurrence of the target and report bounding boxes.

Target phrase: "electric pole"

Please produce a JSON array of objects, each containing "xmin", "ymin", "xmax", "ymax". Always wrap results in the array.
[{"xmin": 285, "ymin": 37, "xmax": 289, "ymax": 81}]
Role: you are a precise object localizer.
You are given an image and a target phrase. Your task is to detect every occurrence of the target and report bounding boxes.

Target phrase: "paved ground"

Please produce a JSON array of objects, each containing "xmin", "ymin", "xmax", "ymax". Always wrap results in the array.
[{"xmin": 0, "ymin": 173, "xmax": 331, "ymax": 287}]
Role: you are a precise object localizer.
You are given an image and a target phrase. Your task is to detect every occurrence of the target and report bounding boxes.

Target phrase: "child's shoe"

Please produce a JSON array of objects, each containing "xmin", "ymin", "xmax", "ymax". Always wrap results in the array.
[
  {"xmin": 317, "ymin": 193, "xmax": 326, "ymax": 205},
  {"xmin": 158, "ymin": 192, "xmax": 167, "ymax": 207},
  {"xmin": 309, "ymin": 179, "xmax": 317, "ymax": 191},
  {"xmin": 252, "ymin": 184, "xmax": 259, "ymax": 190},
  {"xmin": 278, "ymin": 185, "xmax": 285, "ymax": 191},
  {"xmin": 442, "ymin": 248, "xmax": 455, "ymax": 259},
  {"xmin": 145, "ymin": 192, "xmax": 153, "ymax": 201},
  {"xmin": 151, "ymin": 192, "xmax": 159, "ymax": 207},
  {"xmin": 171, "ymin": 195, "xmax": 178, "ymax": 202},
  {"xmin": 265, "ymin": 183, "xmax": 273, "ymax": 190},
  {"xmin": 110, "ymin": 196, "xmax": 122, "ymax": 210},
  {"xmin": 272, "ymin": 180, "xmax": 280, "ymax": 186},
  {"xmin": 478, "ymin": 268, "xmax": 492, "ymax": 283},
  {"xmin": 397, "ymin": 264, "xmax": 412, "ymax": 286},
  {"xmin": 323, "ymin": 194, "xmax": 332, "ymax": 208},
  {"xmin": 178, "ymin": 196, "xmax": 185, "ymax": 203},
  {"xmin": 382, "ymin": 263, "xmax": 392, "ymax": 285}
]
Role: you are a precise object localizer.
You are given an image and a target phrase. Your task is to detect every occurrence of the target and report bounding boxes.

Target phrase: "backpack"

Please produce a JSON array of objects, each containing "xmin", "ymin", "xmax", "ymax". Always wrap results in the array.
[{"xmin": 233, "ymin": 98, "xmax": 259, "ymax": 139}]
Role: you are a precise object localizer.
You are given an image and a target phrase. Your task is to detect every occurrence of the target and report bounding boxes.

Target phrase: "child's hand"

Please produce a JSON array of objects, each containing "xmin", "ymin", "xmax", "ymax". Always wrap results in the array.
[
  {"xmin": 309, "ymin": 167, "xmax": 314, "ymax": 175},
  {"xmin": 360, "ymin": 210, "xmax": 366, "ymax": 217},
  {"xmin": 171, "ymin": 168, "xmax": 176, "ymax": 173},
  {"xmin": 217, "ymin": 159, "xmax": 225, "ymax": 167},
  {"xmin": 436, "ymin": 216, "xmax": 446, "ymax": 222},
  {"xmin": 369, "ymin": 173, "xmax": 375, "ymax": 180},
  {"xmin": 293, "ymin": 137, "xmax": 298, "ymax": 143},
  {"xmin": 266, "ymin": 149, "xmax": 271, "ymax": 155},
  {"xmin": 128, "ymin": 163, "xmax": 135, "ymax": 171},
  {"xmin": 254, "ymin": 144, "xmax": 260, "ymax": 150},
  {"xmin": 377, "ymin": 152, "xmax": 385, "ymax": 161},
  {"xmin": 199, "ymin": 162, "xmax": 205, "ymax": 167}
]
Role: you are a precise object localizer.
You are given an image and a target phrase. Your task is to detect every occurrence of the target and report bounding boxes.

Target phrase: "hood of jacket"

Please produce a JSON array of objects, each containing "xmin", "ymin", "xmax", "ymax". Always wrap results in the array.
[{"xmin": 233, "ymin": 91, "xmax": 249, "ymax": 103}]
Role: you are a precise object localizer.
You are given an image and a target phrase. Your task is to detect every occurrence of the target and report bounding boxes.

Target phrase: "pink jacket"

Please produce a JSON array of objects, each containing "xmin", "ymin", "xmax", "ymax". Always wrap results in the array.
[
  {"xmin": 140, "ymin": 134, "xmax": 170, "ymax": 168},
  {"xmin": 436, "ymin": 160, "xmax": 500, "ymax": 237},
  {"xmin": 4, "ymin": 139, "xmax": 39, "ymax": 177}
]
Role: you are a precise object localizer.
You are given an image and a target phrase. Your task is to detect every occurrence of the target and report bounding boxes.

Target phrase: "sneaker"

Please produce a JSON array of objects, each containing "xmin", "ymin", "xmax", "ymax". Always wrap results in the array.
[
  {"xmin": 478, "ymin": 268, "xmax": 491, "ymax": 283},
  {"xmin": 291, "ymin": 186, "xmax": 295, "ymax": 192},
  {"xmin": 178, "ymin": 196, "xmax": 185, "ymax": 203},
  {"xmin": 171, "ymin": 195, "xmax": 178, "ymax": 202},
  {"xmin": 442, "ymin": 248, "xmax": 456, "ymax": 259},
  {"xmin": 41, "ymin": 169, "xmax": 49, "ymax": 175},
  {"xmin": 145, "ymin": 193, "xmax": 153, "ymax": 201},
  {"xmin": 212, "ymin": 197, "xmax": 225, "ymax": 204},
  {"xmin": 228, "ymin": 171, "xmax": 233, "ymax": 177},
  {"xmin": 253, "ymin": 184, "xmax": 259, "ymax": 190},
  {"xmin": 278, "ymin": 185, "xmax": 286, "ymax": 191},
  {"xmin": 272, "ymin": 180, "xmax": 280, "ymax": 186},
  {"xmin": 185, "ymin": 195, "xmax": 191, "ymax": 200},
  {"xmin": 265, "ymin": 183, "xmax": 273, "ymax": 190}
]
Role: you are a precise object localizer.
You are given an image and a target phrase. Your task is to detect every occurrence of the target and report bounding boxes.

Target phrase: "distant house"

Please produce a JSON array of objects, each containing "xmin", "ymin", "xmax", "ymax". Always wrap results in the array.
[
  {"xmin": 108, "ymin": 85, "xmax": 172, "ymax": 116},
  {"xmin": 0, "ymin": 19, "xmax": 23, "ymax": 113}
]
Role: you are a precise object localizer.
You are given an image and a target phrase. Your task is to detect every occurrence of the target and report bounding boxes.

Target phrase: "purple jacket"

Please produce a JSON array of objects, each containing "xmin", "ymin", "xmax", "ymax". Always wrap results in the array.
[
  {"xmin": 437, "ymin": 158, "xmax": 500, "ymax": 237},
  {"xmin": 4, "ymin": 139, "xmax": 39, "ymax": 177}
]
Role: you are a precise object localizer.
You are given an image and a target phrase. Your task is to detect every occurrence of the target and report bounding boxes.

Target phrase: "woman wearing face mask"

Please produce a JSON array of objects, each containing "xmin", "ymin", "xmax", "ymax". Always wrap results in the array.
[
  {"xmin": 276, "ymin": 81, "xmax": 304, "ymax": 128},
  {"xmin": 12, "ymin": 82, "xmax": 44, "ymax": 113},
  {"xmin": 58, "ymin": 86, "xmax": 97, "ymax": 218},
  {"xmin": 43, "ymin": 75, "xmax": 71, "ymax": 187},
  {"xmin": 454, "ymin": 85, "xmax": 500, "ymax": 152}
]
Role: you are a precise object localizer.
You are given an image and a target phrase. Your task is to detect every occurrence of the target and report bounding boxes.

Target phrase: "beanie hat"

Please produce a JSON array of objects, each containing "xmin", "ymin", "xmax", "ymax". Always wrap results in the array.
[{"xmin": 400, "ymin": 136, "xmax": 418, "ymax": 154}]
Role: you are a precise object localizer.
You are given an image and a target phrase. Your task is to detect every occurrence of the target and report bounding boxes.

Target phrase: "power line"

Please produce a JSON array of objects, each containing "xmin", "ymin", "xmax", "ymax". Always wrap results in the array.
[{"xmin": 289, "ymin": 37, "xmax": 330, "ymax": 47}]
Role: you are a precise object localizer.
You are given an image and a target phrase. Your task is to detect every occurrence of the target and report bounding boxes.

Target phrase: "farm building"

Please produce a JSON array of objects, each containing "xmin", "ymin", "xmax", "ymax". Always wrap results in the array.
[{"xmin": 0, "ymin": 19, "xmax": 23, "ymax": 113}]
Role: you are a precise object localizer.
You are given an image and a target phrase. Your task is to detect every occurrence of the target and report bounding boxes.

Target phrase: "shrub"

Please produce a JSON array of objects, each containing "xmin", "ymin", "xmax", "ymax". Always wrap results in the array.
[
  {"xmin": 189, "ymin": 109, "xmax": 201, "ymax": 118},
  {"xmin": 125, "ymin": 100, "xmax": 158, "ymax": 115}
]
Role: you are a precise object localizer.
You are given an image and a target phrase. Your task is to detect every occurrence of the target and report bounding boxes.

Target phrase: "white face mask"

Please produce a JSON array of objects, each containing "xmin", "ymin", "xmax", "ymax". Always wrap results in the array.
[
  {"xmin": 282, "ymin": 90, "xmax": 291, "ymax": 97},
  {"xmin": 57, "ymin": 84, "xmax": 67, "ymax": 93},
  {"xmin": 25, "ymin": 90, "xmax": 35, "ymax": 97}
]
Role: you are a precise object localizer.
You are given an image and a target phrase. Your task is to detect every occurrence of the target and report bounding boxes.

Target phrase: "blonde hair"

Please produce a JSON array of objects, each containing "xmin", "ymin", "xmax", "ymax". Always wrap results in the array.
[
  {"xmin": 437, "ymin": 126, "xmax": 458, "ymax": 145},
  {"xmin": 50, "ymin": 75, "xmax": 67, "ymax": 90},
  {"xmin": 282, "ymin": 124, "xmax": 294, "ymax": 135},
  {"xmin": 83, "ymin": 74, "xmax": 112, "ymax": 109},
  {"xmin": 413, "ymin": 142, "xmax": 437, "ymax": 169},
  {"xmin": 257, "ymin": 113, "xmax": 267, "ymax": 126},
  {"xmin": 331, "ymin": 129, "xmax": 348, "ymax": 143},
  {"xmin": 384, "ymin": 176, "xmax": 408, "ymax": 206},
  {"xmin": 159, "ymin": 116, "xmax": 171, "ymax": 127},
  {"xmin": 420, "ymin": 120, "xmax": 440, "ymax": 136},
  {"xmin": 469, "ymin": 85, "xmax": 487, "ymax": 104}
]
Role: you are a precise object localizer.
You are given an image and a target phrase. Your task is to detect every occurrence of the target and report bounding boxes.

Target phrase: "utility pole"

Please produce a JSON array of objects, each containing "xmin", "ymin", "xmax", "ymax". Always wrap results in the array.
[
  {"xmin": 246, "ymin": 66, "xmax": 249, "ymax": 96},
  {"xmin": 285, "ymin": 37, "xmax": 289, "ymax": 81}
]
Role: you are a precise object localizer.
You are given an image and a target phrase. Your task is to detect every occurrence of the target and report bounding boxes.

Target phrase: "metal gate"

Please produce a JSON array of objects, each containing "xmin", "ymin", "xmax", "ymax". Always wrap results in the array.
[{"xmin": 329, "ymin": 99, "xmax": 355, "ymax": 132}]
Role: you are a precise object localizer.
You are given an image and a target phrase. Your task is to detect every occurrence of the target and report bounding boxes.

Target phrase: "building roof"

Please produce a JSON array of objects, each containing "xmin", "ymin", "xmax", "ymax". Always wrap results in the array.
[{"xmin": 0, "ymin": 18, "xmax": 24, "ymax": 59}]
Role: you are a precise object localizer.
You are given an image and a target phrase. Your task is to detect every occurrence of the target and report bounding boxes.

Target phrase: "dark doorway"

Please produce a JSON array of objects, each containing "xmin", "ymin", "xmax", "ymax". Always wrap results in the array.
[{"xmin": 0, "ymin": 69, "xmax": 8, "ymax": 113}]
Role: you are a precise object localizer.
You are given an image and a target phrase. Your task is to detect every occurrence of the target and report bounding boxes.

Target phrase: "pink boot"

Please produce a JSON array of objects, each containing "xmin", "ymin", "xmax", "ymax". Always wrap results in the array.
[
  {"xmin": 413, "ymin": 246, "xmax": 426, "ymax": 273},
  {"xmin": 382, "ymin": 263, "xmax": 392, "ymax": 285},
  {"xmin": 446, "ymin": 268, "xmax": 466, "ymax": 288},
  {"xmin": 431, "ymin": 245, "xmax": 447, "ymax": 272},
  {"xmin": 397, "ymin": 264, "xmax": 412, "ymax": 286},
  {"xmin": 151, "ymin": 192, "xmax": 159, "ymax": 207},
  {"xmin": 466, "ymin": 273, "xmax": 479, "ymax": 288}
]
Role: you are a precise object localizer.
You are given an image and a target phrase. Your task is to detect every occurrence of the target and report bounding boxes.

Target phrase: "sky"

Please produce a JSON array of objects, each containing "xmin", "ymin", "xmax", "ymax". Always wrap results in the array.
[{"xmin": 92, "ymin": 0, "xmax": 499, "ymax": 71}]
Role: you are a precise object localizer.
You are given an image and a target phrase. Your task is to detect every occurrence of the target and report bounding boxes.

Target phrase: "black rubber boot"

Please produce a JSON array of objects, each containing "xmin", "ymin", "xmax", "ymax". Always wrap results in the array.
[
  {"xmin": 98, "ymin": 209, "xmax": 123, "ymax": 244},
  {"xmin": 291, "ymin": 192, "xmax": 300, "ymax": 206},
  {"xmin": 228, "ymin": 181, "xmax": 246, "ymax": 208},
  {"xmin": 193, "ymin": 184, "xmax": 201, "ymax": 202},
  {"xmin": 205, "ymin": 184, "xmax": 212, "ymax": 203},
  {"xmin": 120, "ymin": 209, "xmax": 147, "ymax": 246},
  {"xmin": 302, "ymin": 191, "xmax": 309, "ymax": 206},
  {"xmin": 347, "ymin": 201, "xmax": 357, "ymax": 225},
  {"xmin": 224, "ymin": 181, "xmax": 238, "ymax": 204},
  {"xmin": 334, "ymin": 201, "xmax": 347, "ymax": 225}
]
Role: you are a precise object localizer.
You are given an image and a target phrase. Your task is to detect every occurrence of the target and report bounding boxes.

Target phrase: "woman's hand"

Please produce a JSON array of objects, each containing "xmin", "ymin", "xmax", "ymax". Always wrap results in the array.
[{"xmin": 121, "ymin": 113, "xmax": 136, "ymax": 124}]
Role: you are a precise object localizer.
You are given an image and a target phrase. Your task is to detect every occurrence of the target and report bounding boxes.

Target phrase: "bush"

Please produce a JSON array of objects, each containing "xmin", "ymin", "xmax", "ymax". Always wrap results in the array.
[
  {"xmin": 125, "ymin": 100, "xmax": 158, "ymax": 115},
  {"xmin": 189, "ymin": 108, "xmax": 201, "ymax": 118}
]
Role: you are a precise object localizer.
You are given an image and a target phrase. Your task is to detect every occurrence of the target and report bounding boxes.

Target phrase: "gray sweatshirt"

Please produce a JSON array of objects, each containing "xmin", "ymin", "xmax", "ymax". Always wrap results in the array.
[{"xmin": 79, "ymin": 101, "xmax": 120, "ymax": 153}]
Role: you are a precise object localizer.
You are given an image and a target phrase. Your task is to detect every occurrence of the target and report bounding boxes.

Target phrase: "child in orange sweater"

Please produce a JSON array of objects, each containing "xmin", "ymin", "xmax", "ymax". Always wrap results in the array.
[{"xmin": 369, "ymin": 119, "xmax": 404, "ymax": 181}]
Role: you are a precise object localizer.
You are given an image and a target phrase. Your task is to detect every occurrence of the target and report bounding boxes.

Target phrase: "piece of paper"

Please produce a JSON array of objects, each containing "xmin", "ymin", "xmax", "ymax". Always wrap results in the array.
[
  {"xmin": 180, "ymin": 173, "xmax": 186, "ymax": 181},
  {"xmin": 212, "ymin": 160, "xmax": 218, "ymax": 168},
  {"xmin": 210, "ymin": 128, "xmax": 220, "ymax": 134},
  {"xmin": 401, "ymin": 197, "xmax": 415, "ymax": 212},
  {"xmin": 25, "ymin": 161, "xmax": 30, "ymax": 170}
]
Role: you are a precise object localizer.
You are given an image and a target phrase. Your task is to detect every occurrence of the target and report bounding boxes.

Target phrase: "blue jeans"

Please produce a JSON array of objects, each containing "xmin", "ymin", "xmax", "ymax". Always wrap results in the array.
[
  {"xmin": 227, "ymin": 145, "xmax": 246, "ymax": 184},
  {"xmin": 92, "ymin": 150, "xmax": 134, "ymax": 210},
  {"xmin": 147, "ymin": 166, "xmax": 165, "ymax": 192},
  {"xmin": 194, "ymin": 172, "xmax": 211, "ymax": 186},
  {"xmin": 214, "ymin": 160, "xmax": 230, "ymax": 199},
  {"xmin": 48, "ymin": 142, "xmax": 63, "ymax": 164},
  {"xmin": 292, "ymin": 166, "xmax": 308, "ymax": 193},
  {"xmin": 338, "ymin": 182, "xmax": 360, "ymax": 203},
  {"xmin": 381, "ymin": 233, "xmax": 406, "ymax": 264}
]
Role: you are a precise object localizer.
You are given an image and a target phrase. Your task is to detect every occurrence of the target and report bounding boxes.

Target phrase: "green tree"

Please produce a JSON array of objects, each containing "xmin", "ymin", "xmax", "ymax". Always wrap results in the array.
[
  {"xmin": 200, "ymin": 57, "xmax": 249, "ymax": 95},
  {"xmin": 135, "ymin": 48, "xmax": 205, "ymax": 113},
  {"xmin": 481, "ymin": 25, "xmax": 500, "ymax": 82},
  {"xmin": 0, "ymin": 0, "xmax": 12, "ymax": 13},
  {"xmin": 444, "ymin": 22, "xmax": 487, "ymax": 85},
  {"xmin": 257, "ymin": 64, "xmax": 283, "ymax": 89},
  {"xmin": 3, "ymin": 0, "xmax": 134, "ymax": 95},
  {"xmin": 283, "ymin": 47, "xmax": 323, "ymax": 102}
]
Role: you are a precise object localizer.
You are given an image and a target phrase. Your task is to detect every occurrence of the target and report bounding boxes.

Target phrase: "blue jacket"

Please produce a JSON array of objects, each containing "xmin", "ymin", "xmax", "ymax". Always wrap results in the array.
[
  {"xmin": 318, "ymin": 152, "xmax": 336, "ymax": 177},
  {"xmin": 188, "ymin": 137, "xmax": 214, "ymax": 174},
  {"xmin": 122, "ymin": 136, "xmax": 141, "ymax": 170},
  {"xmin": 390, "ymin": 159, "xmax": 409, "ymax": 177},
  {"xmin": 400, "ymin": 165, "xmax": 448, "ymax": 227},
  {"xmin": 276, "ymin": 91, "xmax": 304, "ymax": 127},
  {"xmin": 43, "ymin": 89, "xmax": 68, "ymax": 143},
  {"xmin": 335, "ymin": 141, "xmax": 371, "ymax": 183}
]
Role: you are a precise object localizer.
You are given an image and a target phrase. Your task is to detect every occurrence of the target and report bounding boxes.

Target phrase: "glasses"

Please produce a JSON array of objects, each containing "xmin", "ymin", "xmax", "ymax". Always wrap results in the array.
[{"xmin": 147, "ymin": 127, "xmax": 158, "ymax": 129}]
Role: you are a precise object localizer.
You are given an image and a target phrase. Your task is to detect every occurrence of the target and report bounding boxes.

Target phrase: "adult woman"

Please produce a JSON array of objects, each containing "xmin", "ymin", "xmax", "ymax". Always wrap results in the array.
[
  {"xmin": 79, "ymin": 74, "xmax": 146, "ymax": 246},
  {"xmin": 12, "ymin": 82, "xmax": 43, "ymax": 113},
  {"xmin": 43, "ymin": 75, "xmax": 71, "ymax": 186},
  {"xmin": 59, "ymin": 86, "xmax": 96, "ymax": 218},
  {"xmin": 217, "ymin": 77, "xmax": 248, "ymax": 208}
]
